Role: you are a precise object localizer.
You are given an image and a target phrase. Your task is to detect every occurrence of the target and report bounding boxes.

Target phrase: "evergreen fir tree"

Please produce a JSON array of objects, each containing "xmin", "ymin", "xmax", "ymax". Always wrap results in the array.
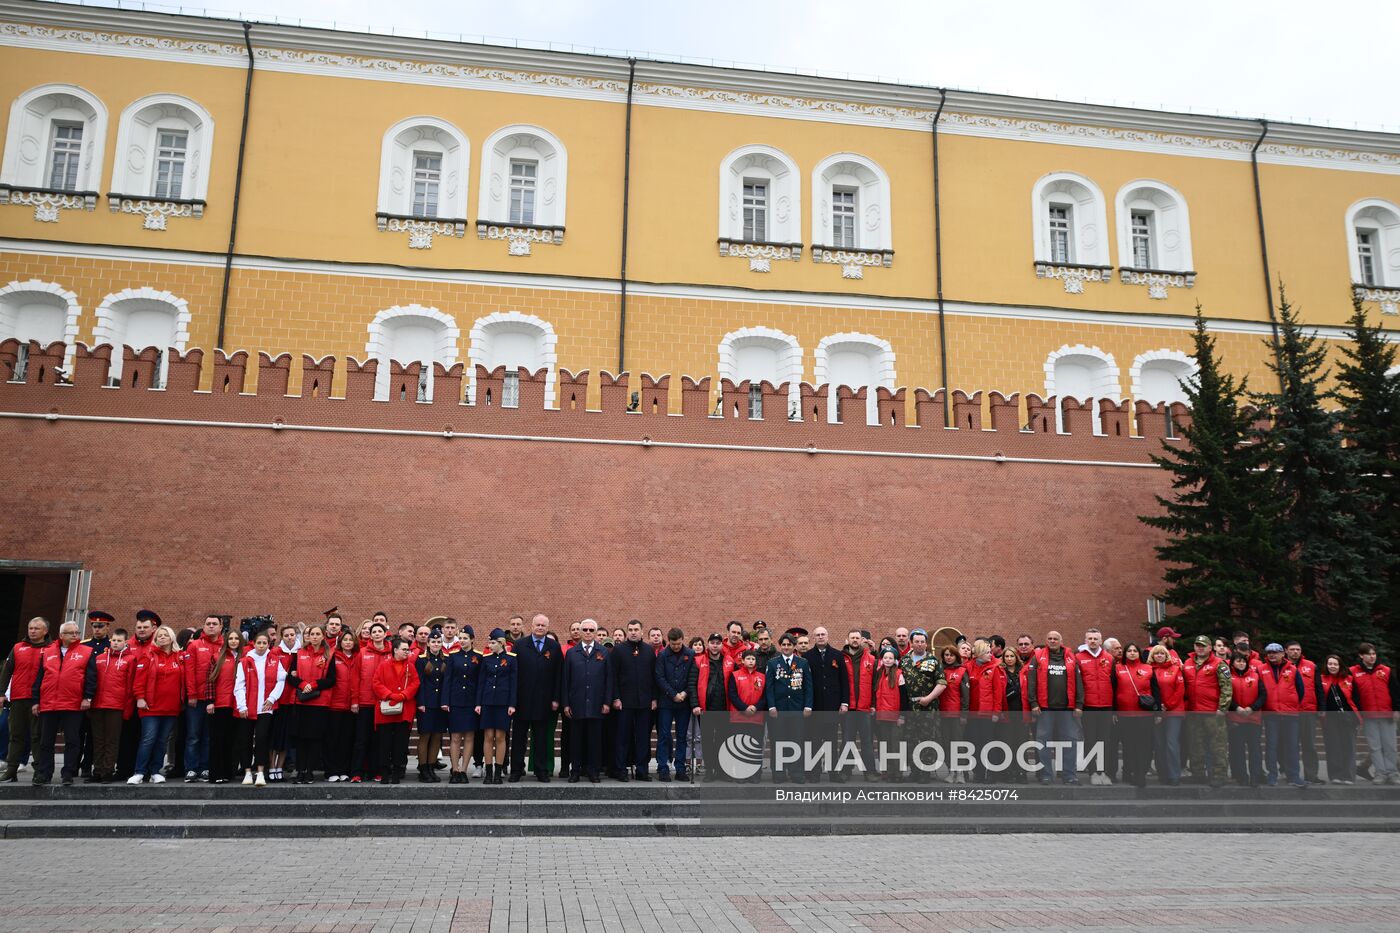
[
  {"xmin": 1140, "ymin": 308, "xmax": 1298, "ymax": 636},
  {"xmin": 1253, "ymin": 288, "xmax": 1387, "ymax": 654},
  {"xmin": 1334, "ymin": 297, "xmax": 1399, "ymax": 650}
]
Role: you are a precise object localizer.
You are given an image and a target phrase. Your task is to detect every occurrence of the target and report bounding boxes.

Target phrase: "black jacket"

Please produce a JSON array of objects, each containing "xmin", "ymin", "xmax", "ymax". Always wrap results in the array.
[
  {"xmin": 803, "ymin": 645, "xmax": 850, "ymax": 712},
  {"xmin": 609, "ymin": 639, "xmax": 656, "ymax": 708},
  {"xmin": 511, "ymin": 635, "xmax": 562, "ymax": 719},
  {"xmin": 654, "ymin": 646, "xmax": 695, "ymax": 709}
]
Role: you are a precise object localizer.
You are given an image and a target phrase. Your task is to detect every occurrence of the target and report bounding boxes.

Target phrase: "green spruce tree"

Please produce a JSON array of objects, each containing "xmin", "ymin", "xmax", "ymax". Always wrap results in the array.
[
  {"xmin": 1334, "ymin": 297, "xmax": 1399, "ymax": 651},
  {"xmin": 1253, "ymin": 288, "xmax": 1387, "ymax": 654},
  {"xmin": 1140, "ymin": 308, "xmax": 1298, "ymax": 635}
]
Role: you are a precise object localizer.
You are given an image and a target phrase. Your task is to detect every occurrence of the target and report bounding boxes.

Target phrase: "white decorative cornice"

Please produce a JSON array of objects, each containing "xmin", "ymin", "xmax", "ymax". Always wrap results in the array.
[
  {"xmin": 0, "ymin": 186, "xmax": 97, "ymax": 222},
  {"xmin": 476, "ymin": 222, "xmax": 565, "ymax": 256},
  {"xmin": 719, "ymin": 240, "xmax": 802, "ymax": 273},
  {"xmin": 376, "ymin": 215, "xmax": 466, "ymax": 250},
  {"xmin": 1119, "ymin": 269, "xmax": 1196, "ymax": 300},
  {"xmin": 109, "ymin": 196, "xmax": 203, "ymax": 230},
  {"xmin": 812, "ymin": 246, "xmax": 893, "ymax": 280},
  {"xmin": 4, "ymin": 12, "xmax": 1400, "ymax": 173},
  {"xmin": 1035, "ymin": 262, "xmax": 1112, "ymax": 295},
  {"xmin": 1354, "ymin": 285, "xmax": 1400, "ymax": 316}
]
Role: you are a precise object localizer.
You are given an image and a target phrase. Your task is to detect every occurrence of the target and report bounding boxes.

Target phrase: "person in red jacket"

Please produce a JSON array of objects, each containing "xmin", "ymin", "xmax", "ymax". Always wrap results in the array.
[
  {"xmin": 203, "ymin": 629, "xmax": 244, "ymax": 784},
  {"xmin": 1284, "ymin": 641, "xmax": 1323, "ymax": 784},
  {"xmin": 90, "ymin": 627, "xmax": 137, "ymax": 783},
  {"xmin": 181, "ymin": 614, "xmax": 225, "ymax": 782},
  {"xmin": 286, "ymin": 624, "xmax": 338, "ymax": 784},
  {"xmin": 938, "ymin": 645, "xmax": 970, "ymax": 783},
  {"xmin": 233, "ymin": 630, "xmax": 286, "ymax": 786},
  {"xmin": 688, "ymin": 633, "xmax": 734, "ymax": 783},
  {"xmin": 1226, "ymin": 652, "xmax": 1266, "ymax": 786},
  {"xmin": 129, "ymin": 626, "xmax": 184, "ymax": 784},
  {"xmin": 724, "ymin": 649, "xmax": 766, "ymax": 784},
  {"xmin": 266, "ymin": 624, "xmax": 301, "ymax": 783},
  {"xmin": 373, "ymin": 637, "xmax": 420, "ymax": 784},
  {"xmin": 1149, "ymin": 644, "xmax": 1184, "ymax": 785},
  {"xmin": 350, "ymin": 620, "xmax": 391, "ymax": 783},
  {"xmin": 1, "ymin": 615, "xmax": 50, "ymax": 782},
  {"xmin": 1113, "ymin": 645, "xmax": 1159, "ymax": 788},
  {"xmin": 965, "ymin": 639, "xmax": 1007, "ymax": 782},
  {"xmin": 871, "ymin": 647, "xmax": 908, "ymax": 780},
  {"xmin": 31, "ymin": 620, "xmax": 98, "ymax": 785},
  {"xmin": 843, "ymin": 628, "xmax": 877, "ymax": 779},
  {"xmin": 325, "ymin": 630, "xmax": 359, "ymax": 782},
  {"xmin": 1076, "ymin": 628, "xmax": 1116, "ymax": 785},
  {"xmin": 1259, "ymin": 643, "xmax": 1305, "ymax": 787},
  {"xmin": 1320, "ymin": 654, "xmax": 1360, "ymax": 784},
  {"xmin": 1351, "ymin": 642, "xmax": 1399, "ymax": 784},
  {"xmin": 1183, "ymin": 635, "xmax": 1233, "ymax": 788}
]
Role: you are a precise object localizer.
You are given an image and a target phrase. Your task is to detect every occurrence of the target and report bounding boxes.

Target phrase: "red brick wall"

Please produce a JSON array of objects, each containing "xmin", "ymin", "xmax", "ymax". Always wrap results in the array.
[{"xmin": 0, "ymin": 339, "xmax": 1181, "ymax": 645}]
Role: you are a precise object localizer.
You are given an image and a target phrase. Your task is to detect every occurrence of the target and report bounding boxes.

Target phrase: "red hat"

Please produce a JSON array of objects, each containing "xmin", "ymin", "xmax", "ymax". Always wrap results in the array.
[{"xmin": 1156, "ymin": 626, "xmax": 1183, "ymax": 639}]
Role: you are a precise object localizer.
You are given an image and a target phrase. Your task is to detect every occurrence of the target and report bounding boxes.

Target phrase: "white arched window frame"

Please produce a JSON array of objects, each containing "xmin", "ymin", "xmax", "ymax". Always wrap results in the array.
[
  {"xmin": 718, "ymin": 145, "xmax": 802, "ymax": 271},
  {"xmin": 813, "ymin": 332, "xmax": 896, "ymax": 426},
  {"xmin": 1345, "ymin": 199, "xmax": 1400, "ymax": 290},
  {"xmin": 1130, "ymin": 349, "xmax": 1198, "ymax": 406},
  {"xmin": 1044, "ymin": 344, "xmax": 1121, "ymax": 435},
  {"xmin": 365, "ymin": 305, "xmax": 460, "ymax": 402},
  {"xmin": 476, "ymin": 125, "xmax": 567, "ymax": 254},
  {"xmin": 1032, "ymin": 173, "xmax": 1110, "ymax": 292},
  {"xmin": 467, "ymin": 311, "xmax": 559, "ymax": 409},
  {"xmin": 110, "ymin": 94, "xmax": 214, "ymax": 202},
  {"xmin": 717, "ymin": 326, "xmax": 804, "ymax": 418},
  {"xmin": 92, "ymin": 287, "xmax": 191, "ymax": 387},
  {"xmin": 810, "ymin": 153, "xmax": 893, "ymax": 279},
  {"xmin": 1114, "ymin": 180, "xmax": 1193, "ymax": 272},
  {"xmin": 1, "ymin": 84, "xmax": 107, "ymax": 220},
  {"xmin": 375, "ymin": 117, "xmax": 469, "ymax": 249},
  {"xmin": 0, "ymin": 279, "xmax": 82, "ymax": 377}
]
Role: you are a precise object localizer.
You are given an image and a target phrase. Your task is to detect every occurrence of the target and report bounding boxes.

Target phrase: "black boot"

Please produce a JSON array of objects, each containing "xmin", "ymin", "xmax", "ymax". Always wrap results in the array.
[{"xmin": 417, "ymin": 765, "xmax": 431, "ymax": 783}]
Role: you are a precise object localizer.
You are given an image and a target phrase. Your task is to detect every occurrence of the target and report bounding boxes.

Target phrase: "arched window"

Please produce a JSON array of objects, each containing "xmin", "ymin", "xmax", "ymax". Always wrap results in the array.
[
  {"xmin": 376, "ymin": 117, "xmax": 469, "ymax": 248},
  {"xmin": 110, "ymin": 94, "xmax": 214, "ymax": 227},
  {"xmin": 813, "ymin": 332, "xmax": 896, "ymax": 426},
  {"xmin": 0, "ymin": 279, "xmax": 81, "ymax": 379},
  {"xmin": 1130, "ymin": 350, "xmax": 1198, "ymax": 406},
  {"xmin": 1044, "ymin": 344, "xmax": 1121, "ymax": 435},
  {"xmin": 1346, "ymin": 199, "xmax": 1400, "ymax": 289},
  {"xmin": 810, "ymin": 153, "xmax": 892, "ymax": 278},
  {"xmin": 718, "ymin": 145, "xmax": 801, "ymax": 270},
  {"xmin": 717, "ymin": 326, "xmax": 804, "ymax": 418},
  {"xmin": 1, "ymin": 84, "xmax": 106, "ymax": 221},
  {"xmin": 1115, "ymin": 181, "xmax": 1192, "ymax": 272},
  {"xmin": 365, "ymin": 305, "xmax": 460, "ymax": 402},
  {"xmin": 1032, "ymin": 173, "xmax": 1109, "ymax": 291},
  {"xmin": 467, "ymin": 312, "xmax": 558, "ymax": 408},
  {"xmin": 477, "ymin": 125, "xmax": 567, "ymax": 254},
  {"xmin": 92, "ymin": 287, "xmax": 191, "ymax": 388}
]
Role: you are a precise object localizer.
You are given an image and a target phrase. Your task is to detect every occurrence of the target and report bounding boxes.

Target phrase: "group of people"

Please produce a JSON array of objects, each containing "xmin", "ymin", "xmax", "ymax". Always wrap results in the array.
[{"xmin": 2, "ymin": 611, "xmax": 1397, "ymax": 790}]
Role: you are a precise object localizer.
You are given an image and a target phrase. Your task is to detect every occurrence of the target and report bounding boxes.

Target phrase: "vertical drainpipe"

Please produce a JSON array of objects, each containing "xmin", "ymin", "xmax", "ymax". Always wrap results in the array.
[
  {"xmin": 616, "ymin": 58, "xmax": 637, "ymax": 375},
  {"xmin": 216, "ymin": 22, "xmax": 255, "ymax": 352},
  {"xmin": 931, "ymin": 89, "xmax": 949, "ymax": 426},
  {"xmin": 1249, "ymin": 118, "xmax": 1284, "ymax": 382}
]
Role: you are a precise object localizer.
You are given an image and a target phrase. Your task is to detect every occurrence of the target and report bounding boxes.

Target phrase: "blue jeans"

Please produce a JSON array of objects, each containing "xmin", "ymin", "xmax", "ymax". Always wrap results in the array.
[
  {"xmin": 656, "ymin": 707, "xmax": 692, "ymax": 776},
  {"xmin": 1264, "ymin": 714, "xmax": 1301, "ymax": 784},
  {"xmin": 1154, "ymin": 716, "xmax": 1182, "ymax": 784},
  {"xmin": 134, "ymin": 716, "xmax": 177, "ymax": 778},
  {"xmin": 184, "ymin": 703, "xmax": 211, "ymax": 774},
  {"xmin": 1034, "ymin": 710, "xmax": 1081, "ymax": 782}
]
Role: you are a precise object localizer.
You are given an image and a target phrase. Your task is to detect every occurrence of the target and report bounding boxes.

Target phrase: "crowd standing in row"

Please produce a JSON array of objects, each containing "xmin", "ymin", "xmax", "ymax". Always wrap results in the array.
[{"xmin": 2, "ymin": 612, "xmax": 1397, "ymax": 789}]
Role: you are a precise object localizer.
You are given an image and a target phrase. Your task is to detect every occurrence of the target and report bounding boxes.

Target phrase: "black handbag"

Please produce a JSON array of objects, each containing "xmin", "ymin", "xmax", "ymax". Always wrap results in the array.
[{"xmin": 1129, "ymin": 666, "xmax": 1157, "ymax": 711}]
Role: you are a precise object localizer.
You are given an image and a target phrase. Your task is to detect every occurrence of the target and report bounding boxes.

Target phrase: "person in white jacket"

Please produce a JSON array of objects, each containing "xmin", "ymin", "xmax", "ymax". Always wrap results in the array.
[{"xmin": 233, "ymin": 631, "xmax": 286, "ymax": 786}]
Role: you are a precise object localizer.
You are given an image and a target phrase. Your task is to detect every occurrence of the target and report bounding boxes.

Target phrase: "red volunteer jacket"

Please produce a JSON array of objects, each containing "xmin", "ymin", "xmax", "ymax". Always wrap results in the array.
[
  {"xmin": 1114, "ymin": 661, "xmax": 1156, "ymax": 713},
  {"xmin": 1075, "ymin": 648, "xmax": 1116, "ymax": 708},
  {"xmin": 1350, "ymin": 663, "xmax": 1395, "ymax": 718},
  {"xmin": 873, "ymin": 667, "xmax": 906, "ymax": 722},
  {"xmin": 845, "ymin": 650, "xmax": 877, "ymax": 712},
  {"xmin": 182, "ymin": 633, "xmax": 223, "ymax": 702},
  {"xmin": 238, "ymin": 649, "xmax": 286, "ymax": 717},
  {"xmin": 355, "ymin": 641, "xmax": 392, "ymax": 708},
  {"xmin": 4, "ymin": 639, "xmax": 47, "ymax": 701},
  {"xmin": 693, "ymin": 652, "xmax": 734, "ymax": 711},
  {"xmin": 135, "ymin": 650, "xmax": 185, "ymax": 716},
  {"xmin": 329, "ymin": 649, "xmax": 358, "ymax": 711},
  {"xmin": 1153, "ymin": 658, "xmax": 1185, "ymax": 714},
  {"xmin": 93, "ymin": 645, "xmax": 138, "ymax": 716},
  {"xmin": 1260, "ymin": 660, "xmax": 1301, "ymax": 713},
  {"xmin": 288, "ymin": 647, "xmax": 336, "ymax": 708},
  {"xmin": 1228, "ymin": 668, "xmax": 1264, "ymax": 724},
  {"xmin": 372, "ymin": 657, "xmax": 419, "ymax": 725},
  {"xmin": 34, "ymin": 642, "xmax": 96, "ymax": 712},
  {"xmin": 1183, "ymin": 653, "xmax": 1226, "ymax": 713},
  {"xmin": 940, "ymin": 664, "xmax": 968, "ymax": 714},
  {"xmin": 208, "ymin": 651, "xmax": 238, "ymax": 709},
  {"xmin": 966, "ymin": 659, "xmax": 1007, "ymax": 715},
  {"xmin": 1294, "ymin": 656, "xmax": 1319, "ymax": 711},
  {"xmin": 726, "ymin": 668, "xmax": 766, "ymax": 724}
]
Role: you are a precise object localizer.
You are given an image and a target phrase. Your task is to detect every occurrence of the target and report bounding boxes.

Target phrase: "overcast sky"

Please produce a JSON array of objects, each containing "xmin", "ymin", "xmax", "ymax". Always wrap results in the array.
[{"xmin": 80, "ymin": 0, "xmax": 1400, "ymax": 131}]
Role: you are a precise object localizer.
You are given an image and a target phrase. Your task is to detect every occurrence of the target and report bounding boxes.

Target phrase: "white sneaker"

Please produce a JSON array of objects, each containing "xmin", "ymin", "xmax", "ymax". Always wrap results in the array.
[
  {"xmin": 241, "ymin": 771, "xmax": 254, "ymax": 785},
  {"xmin": 126, "ymin": 774, "xmax": 143, "ymax": 785},
  {"xmin": 339, "ymin": 774, "xmax": 350, "ymax": 782},
  {"xmin": 254, "ymin": 772, "xmax": 267, "ymax": 787},
  {"xmin": 471, "ymin": 764, "xmax": 483, "ymax": 779},
  {"xmin": 327, "ymin": 775, "xmax": 340, "ymax": 783},
  {"xmin": 151, "ymin": 773, "xmax": 166, "ymax": 784},
  {"xmin": 1100, "ymin": 773, "xmax": 1113, "ymax": 785}
]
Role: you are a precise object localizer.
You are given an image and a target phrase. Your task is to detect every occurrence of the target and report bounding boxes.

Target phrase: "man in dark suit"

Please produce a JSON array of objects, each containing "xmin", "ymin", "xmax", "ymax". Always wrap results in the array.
[
  {"xmin": 803, "ymin": 625, "xmax": 850, "ymax": 783},
  {"xmin": 560, "ymin": 619, "xmax": 612, "ymax": 783},
  {"xmin": 510, "ymin": 613, "xmax": 562, "ymax": 783},
  {"xmin": 609, "ymin": 620, "xmax": 657, "ymax": 781}
]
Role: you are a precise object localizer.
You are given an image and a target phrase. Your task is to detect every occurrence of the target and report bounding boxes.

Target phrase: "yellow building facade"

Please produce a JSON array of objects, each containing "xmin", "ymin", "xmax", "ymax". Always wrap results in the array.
[{"xmin": 1, "ymin": 0, "xmax": 1398, "ymax": 417}]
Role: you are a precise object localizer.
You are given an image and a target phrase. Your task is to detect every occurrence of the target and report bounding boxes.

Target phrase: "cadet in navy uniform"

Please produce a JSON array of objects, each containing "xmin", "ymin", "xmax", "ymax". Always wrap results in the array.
[
  {"xmin": 443, "ymin": 626, "xmax": 481, "ymax": 784},
  {"xmin": 474, "ymin": 629, "xmax": 517, "ymax": 785},
  {"xmin": 77, "ymin": 610, "xmax": 114, "ymax": 779},
  {"xmin": 413, "ymin": 631, "xmax": 449, "ymax": 783},
  {"xmin": 609, "ymin": 620, "xmax": 657, "ymax": 781},
  {"xmin": 561, "ymin": 619, "xmax": 613, "ymax": 783},
  {"xmin": 765, "ymin": 632, "xmax": 813, "ymax": 784}
]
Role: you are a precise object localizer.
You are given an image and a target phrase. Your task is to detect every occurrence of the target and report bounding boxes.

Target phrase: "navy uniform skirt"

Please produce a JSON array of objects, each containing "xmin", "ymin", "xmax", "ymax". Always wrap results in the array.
[
  {"xmin": 447, "ymin": 705, "xmax": 479, "ymax": 733},
  {"xmin": 416, "ymin": 707, "xmax": 449, "ymax": 734},
  {"xmin": 478, "ymin": 704, "xmax": 511, "ymax": 731}
]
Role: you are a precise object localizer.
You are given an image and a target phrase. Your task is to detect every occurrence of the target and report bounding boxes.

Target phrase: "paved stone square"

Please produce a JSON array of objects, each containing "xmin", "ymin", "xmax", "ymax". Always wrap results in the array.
[{"xmin": 1, "ymin": 833, "xmax": 1398, "ymax": 931}]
